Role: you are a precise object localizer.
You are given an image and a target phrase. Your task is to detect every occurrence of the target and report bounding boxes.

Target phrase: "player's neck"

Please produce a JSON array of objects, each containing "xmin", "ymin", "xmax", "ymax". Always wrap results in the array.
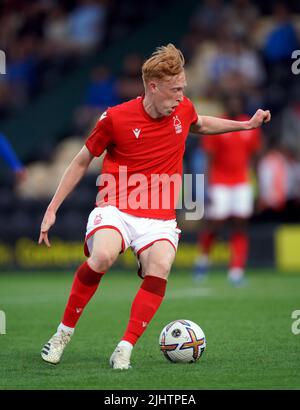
[{"xmin": 142, "ymin": 95, "xmax": 163, "ymax": 119}]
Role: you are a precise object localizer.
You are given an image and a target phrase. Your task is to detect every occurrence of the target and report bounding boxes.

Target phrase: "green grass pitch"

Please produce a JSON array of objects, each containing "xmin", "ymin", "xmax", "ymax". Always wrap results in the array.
[{"xmin": 0, "ymin": 269, "xmax": 300, "ymax": 390}]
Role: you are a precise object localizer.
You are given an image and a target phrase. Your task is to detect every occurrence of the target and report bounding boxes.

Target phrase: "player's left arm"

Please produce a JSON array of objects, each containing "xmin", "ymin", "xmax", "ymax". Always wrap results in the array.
[{"xmin": 190, "ymin": 109, "xmax": 271, "ymax": 135}]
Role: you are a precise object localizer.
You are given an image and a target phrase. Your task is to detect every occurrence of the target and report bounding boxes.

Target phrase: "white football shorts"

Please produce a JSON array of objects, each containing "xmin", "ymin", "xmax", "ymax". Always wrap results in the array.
[
  {"xmin": 205, "ymin": 183, "xmax": 254, "ymax": 220},
  {"xmin": 84, "ymin": 205, "xmax": 181, "ymax": 257}
]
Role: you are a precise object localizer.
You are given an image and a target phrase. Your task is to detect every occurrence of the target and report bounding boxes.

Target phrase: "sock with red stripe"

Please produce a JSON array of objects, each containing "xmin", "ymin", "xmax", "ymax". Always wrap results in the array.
[
  {"xmin": 230, "ymin": 232, "xmax": 249, "ymax": 270},
  {"xmin": 61, "ymin": 261, "xmax": 104, "ymax": 329},
  {"xmin": 121, "ymin": 275, "xmax": 167, "ymax": 346}
]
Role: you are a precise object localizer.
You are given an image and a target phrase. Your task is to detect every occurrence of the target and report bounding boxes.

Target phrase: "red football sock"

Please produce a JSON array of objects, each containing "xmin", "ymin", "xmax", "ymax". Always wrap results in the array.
[
  {"xmin": 230, "ymin": 232, "xmax": 249, "ymax": 269},
  {"xmin": 62, "ymin": 261, "xmax": 104, "ymax": 328},
  {"xmin": 122, "ymin": 275, "xmax": 167, "ymax": 346},
  {"xmin": 200, "ymin": 230, "xmax": 215, "ymax": 255}
]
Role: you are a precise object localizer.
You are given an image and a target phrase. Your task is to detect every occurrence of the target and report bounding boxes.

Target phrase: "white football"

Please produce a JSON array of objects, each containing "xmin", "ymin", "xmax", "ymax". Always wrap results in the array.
[{"xmin": 159, "ymin": 319, "xmax": 206, "ymax": 363}]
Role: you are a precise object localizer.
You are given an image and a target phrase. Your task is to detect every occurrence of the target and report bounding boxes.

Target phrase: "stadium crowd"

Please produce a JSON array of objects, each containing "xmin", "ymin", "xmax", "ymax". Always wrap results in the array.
[
  {"xmin": 0, "ymin": 0, "xmax": 108, "ymax": 119},
  {"xmin": 182, "ymin": 0, "xmax": 300, "ymax": 221},
  {"xmin": 0, "ymin": 0, "xmax": 169, "ymax": 119},
  {"xmin": 1, "ymin": 0, "xmax": 300, "ymax": 245}
]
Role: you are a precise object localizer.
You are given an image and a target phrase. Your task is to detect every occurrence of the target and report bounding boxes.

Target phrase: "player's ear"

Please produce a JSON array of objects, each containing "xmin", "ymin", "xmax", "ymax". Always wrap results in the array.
[{"xmin": 148, "ymin": 80, "xmax": 158, "ymax": 94}]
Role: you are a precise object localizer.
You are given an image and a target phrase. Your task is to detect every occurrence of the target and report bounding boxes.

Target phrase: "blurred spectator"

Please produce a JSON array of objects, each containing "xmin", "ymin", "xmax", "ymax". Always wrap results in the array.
[
  {"xmin": 117, "ymin": 53, "xmax": 144, "ymax": 102},
  {"xmin": 189, "ymin": 0, "xmax": 227, "ymax": 40},
  {"xmin": 43, "ymin": 6, "xmax": 70, "ymax": 55},
  {"xmin": 262, "ymin": 2, "xmax": 299, "ymax": 112},
  {"xmin": 84, "ymin": 65, "xmax": 120, "ymax": 109},
  {"xmin": 184, "ymin": 40, "xmax": 219, "ymax": 98},
  {"xmin": 263, "ymin": 2, "xmax": 299, "ymax": 65},
  {"xmin": 73, "ymin": 53, "xmax": 144, "ymax": 135},
  {"xmin": 73, "ymin": 64, "xmax": 120, "ymax": 133},
  {"xmin": 0, "ymin": 0, "xmax": 108, "ymax": 120},
  {"xmin": 67, "ymin": 0, "xmax": 107, "ymax": 55},
  {"xmin": 208, "ymin": 34, "xmax": 265, "ymax": 90},
  {"xmin": 222, "ymin": 0, "xmax": 261, "ymax": 38},
  {"xmin": 6, "ymin": 36, "xmax": 39, "ymax": 108},
  {"xmin": 0, "ymin": 132, "xmax": 27, "ymax": 184},
  {"xmin": 257, "ymin": 147, "xmax": 288, "ymax": 212}
]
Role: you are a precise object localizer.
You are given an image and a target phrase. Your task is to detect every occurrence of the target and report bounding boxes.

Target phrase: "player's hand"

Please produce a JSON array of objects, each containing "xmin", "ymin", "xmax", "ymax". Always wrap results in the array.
[
  {"xmin": 38, "ymin": 209, "xmax": 56, "ymax": 247},
  {"xmin": 249, "ymin": 109, "xmax": 271, "ymax": 129}
]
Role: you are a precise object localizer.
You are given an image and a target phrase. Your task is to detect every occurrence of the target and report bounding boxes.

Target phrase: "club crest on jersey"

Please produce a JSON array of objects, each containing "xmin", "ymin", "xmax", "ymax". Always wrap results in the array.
[
  {"xmin": 132, "ymin": 128, "xmax": 141, "ymax": 139},
  {"xmin": 94, "ymin": 213, "xmax": 102, "ymax": 225},
  {"xmin": 173, "ymin": 116, "xmax": 182, "ymax": 134}
]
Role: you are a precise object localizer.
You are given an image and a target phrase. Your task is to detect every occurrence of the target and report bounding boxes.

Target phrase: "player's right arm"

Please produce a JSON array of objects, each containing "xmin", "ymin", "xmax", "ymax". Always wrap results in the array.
[
  {"xmin": 39, "ymin": 109, "xmax": 113, "ymax": 247},
  {"xmin": 38, "ymin": 146, "xmax": 94, "ymax": 247}
]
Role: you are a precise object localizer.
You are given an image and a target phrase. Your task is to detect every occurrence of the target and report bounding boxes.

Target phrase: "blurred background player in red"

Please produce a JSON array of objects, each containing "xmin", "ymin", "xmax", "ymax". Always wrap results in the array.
[{"xmin": 193, "ymin": 93, "xmax": 262, "ymax": 286}]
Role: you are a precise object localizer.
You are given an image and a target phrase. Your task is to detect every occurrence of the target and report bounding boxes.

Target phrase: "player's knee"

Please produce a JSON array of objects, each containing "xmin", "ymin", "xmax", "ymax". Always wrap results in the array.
[
  {"xmin": 88, "ymin": 250, "xmax": 116, "ymax": 272},
  {"xmin": 145, "ymin": 260, "xmax": 171, "ymax": 279}
]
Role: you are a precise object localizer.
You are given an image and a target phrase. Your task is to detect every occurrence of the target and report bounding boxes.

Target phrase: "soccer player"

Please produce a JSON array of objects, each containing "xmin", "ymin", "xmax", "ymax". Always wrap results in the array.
[
  {"xmin": 39, "ymin": 44, "xmax": 270, "ymax": 369},
  {"xmin": 193, "ymin": 93, "xmax": 262, "ymax": 285}
]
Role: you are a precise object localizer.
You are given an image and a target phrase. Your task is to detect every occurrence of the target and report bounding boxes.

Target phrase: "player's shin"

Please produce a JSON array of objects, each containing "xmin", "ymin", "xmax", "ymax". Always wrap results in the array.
[
  {"xmin": 42, "ymin": 259, "xmax": 105, "ymax": 364},
  {"xmin": 228, "ymin": 232, "xmax": 249, "ymax": 284},
  {"xmin": 193, "ymin": 230, "xmax": 215, "ymax": 279},
  {"xmin": 61, "ymin": 261, "xmax": 104, "ymax": 329},
  {"xmin": 122, "ymin": 275, "xmax": 167, "ymax": 345},
  {"xmin": 200, "ymin": 230, "xmax": 215, "ymax": 255},
  {"xmin": 229, "ymin": 231, "xmax": 249, "ymax": 270}
]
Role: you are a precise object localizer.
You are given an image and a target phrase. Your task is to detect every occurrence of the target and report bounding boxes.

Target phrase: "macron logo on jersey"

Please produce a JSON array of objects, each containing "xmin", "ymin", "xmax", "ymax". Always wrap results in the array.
[
  {"xmin": 99, "ymin": 111, "xmax": 107, "ymax": 121},
  {"xmin": 133, "ymin": 128, "xmax": 141, "ymax": 139}
]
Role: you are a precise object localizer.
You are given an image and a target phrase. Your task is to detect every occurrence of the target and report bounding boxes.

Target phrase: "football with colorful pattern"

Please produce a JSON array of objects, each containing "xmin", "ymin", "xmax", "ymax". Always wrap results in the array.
[{"xmin": 159, "ymin": 320, "xmax": 206, "ymax": 363}]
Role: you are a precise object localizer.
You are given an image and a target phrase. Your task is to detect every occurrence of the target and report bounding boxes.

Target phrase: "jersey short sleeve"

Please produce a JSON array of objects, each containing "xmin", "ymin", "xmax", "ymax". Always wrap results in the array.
[{"xmin": 85, "ymin": 110, "xmax": 114, "ymax": 157}]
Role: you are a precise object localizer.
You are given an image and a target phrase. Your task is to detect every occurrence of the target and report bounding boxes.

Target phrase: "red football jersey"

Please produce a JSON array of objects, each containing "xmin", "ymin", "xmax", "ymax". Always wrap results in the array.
[
  {"xmin": 85, "ymin": 95, "xmax": 198, "ymax": 219},
  {"xmin": 202, "ymin": 114, "xmax": 261, "ymax": 185}
]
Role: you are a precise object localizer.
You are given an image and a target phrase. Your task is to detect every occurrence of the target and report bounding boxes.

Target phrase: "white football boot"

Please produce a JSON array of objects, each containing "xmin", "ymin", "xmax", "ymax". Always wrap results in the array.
[
  {"xmin": 41, "ymin": 330, "xmax": 72, "ymax": 364},
  {"xmin": 228, "ymin": 267, "xmax": 247, "ymax": 287},
  {"xmin": 110, "ymin": 344, "xmax": 132, "ymax": 370}
]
